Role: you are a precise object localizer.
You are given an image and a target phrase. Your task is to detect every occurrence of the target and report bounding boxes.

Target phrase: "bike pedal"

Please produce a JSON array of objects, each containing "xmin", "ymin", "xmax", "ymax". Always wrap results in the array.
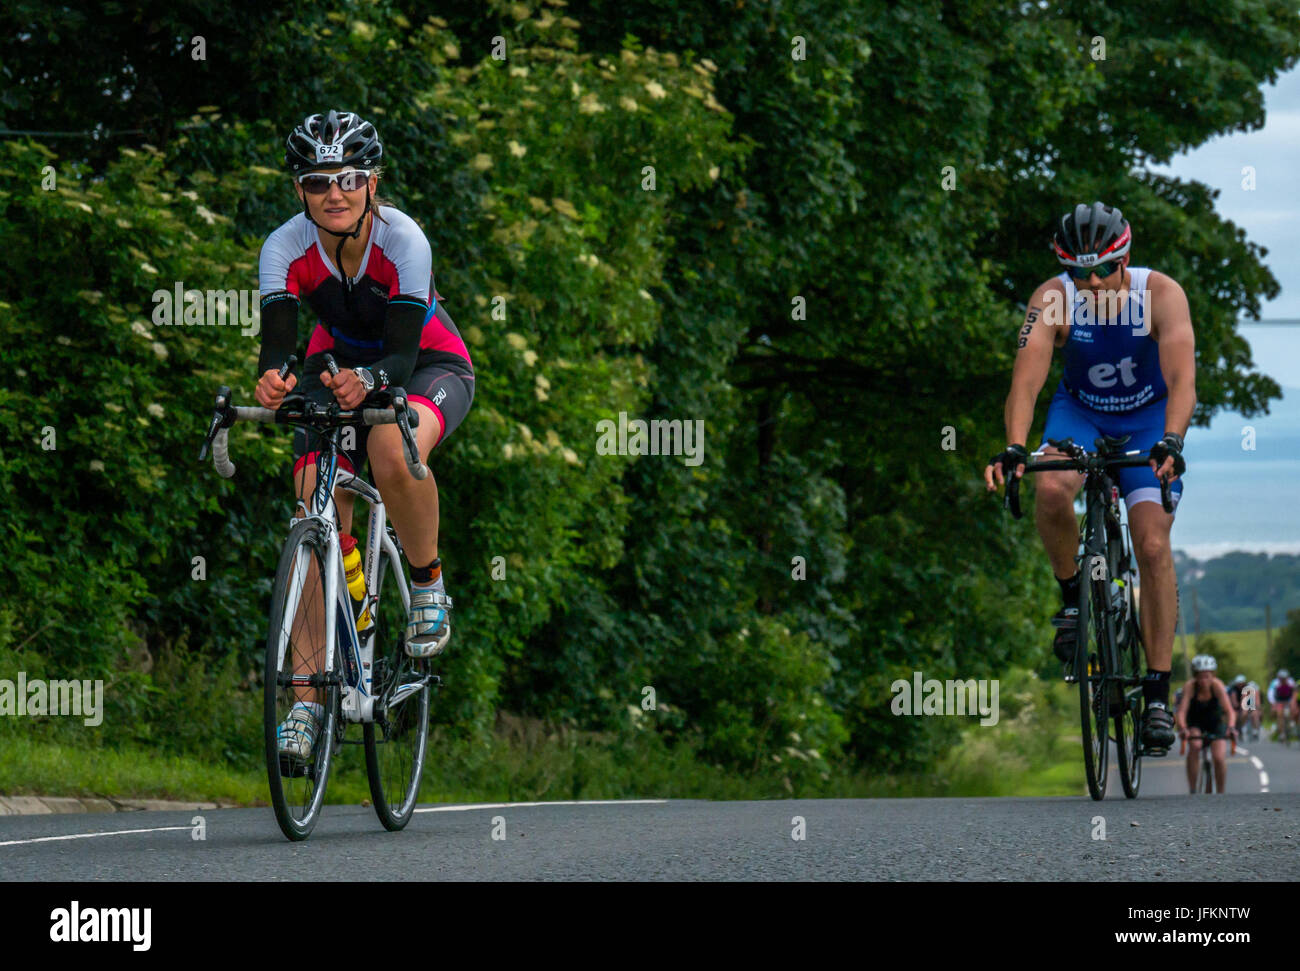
[
  {"xmin": 279, "ymin": 755, "xmax": 310, "ymax": 778},
  {"xmin": 1140, "ymin": 745, "xmax": 1169, "ymax": 758}
]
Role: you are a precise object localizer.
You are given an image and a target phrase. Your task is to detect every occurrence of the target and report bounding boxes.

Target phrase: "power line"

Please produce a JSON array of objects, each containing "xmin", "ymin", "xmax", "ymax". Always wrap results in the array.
[{"xmin": 0, "ymin": 128, "xmax": 147, "ymax": 138}]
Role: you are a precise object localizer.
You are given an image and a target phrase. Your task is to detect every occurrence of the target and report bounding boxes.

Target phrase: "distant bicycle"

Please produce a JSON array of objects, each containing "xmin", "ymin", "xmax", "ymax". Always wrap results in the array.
[
  {"xmin": 1275, "ymin": 707, "xmax": 1293, "ymax": 746},
  {"xmin": 1181, "ymin": 730, "xmax": 1235, "ymax": 794}
]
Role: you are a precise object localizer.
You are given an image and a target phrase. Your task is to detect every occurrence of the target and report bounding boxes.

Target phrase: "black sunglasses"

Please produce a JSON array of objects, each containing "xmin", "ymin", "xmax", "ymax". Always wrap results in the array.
[{"xmin": 1067, "ymin": 259, "xmax": 1123, "ymax": 280}]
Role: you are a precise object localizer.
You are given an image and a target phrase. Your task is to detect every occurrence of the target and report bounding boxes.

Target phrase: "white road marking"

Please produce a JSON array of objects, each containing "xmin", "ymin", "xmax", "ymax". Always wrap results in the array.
[
  {"xmin": 0, "ymin": 825, "xmax": 191, "ymax": 849},
  {"xmin": 1260, "ymin": 771, "xmax": 1270, "ymax": 788},
  {"xmin": 414, "ymin": 799, "xmax": 668, "ymax": 813},
  {"xmin": 1250, "ymin": 757, "xmax": 1264, "ymax": 769},
  {"xmin": 0, "ymin": 801, "xmax": 670, "ymax": 848}
]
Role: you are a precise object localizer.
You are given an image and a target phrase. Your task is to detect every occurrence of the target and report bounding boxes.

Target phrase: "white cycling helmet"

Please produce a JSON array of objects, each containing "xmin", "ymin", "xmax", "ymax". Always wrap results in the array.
[
  {"xmin": 1192, "ymin": 654, "xmax": 1217, "ymax": 672},
  {"xmin": 1233, "ymin": 674, "xmax": 1247, "ymax": 685},
  {"xmin": 1280, "ymin": 669, "xmax": 1291, "ymax": 679}
]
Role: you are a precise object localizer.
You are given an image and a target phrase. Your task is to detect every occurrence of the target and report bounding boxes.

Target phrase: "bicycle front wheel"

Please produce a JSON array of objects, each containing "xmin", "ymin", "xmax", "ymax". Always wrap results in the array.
[
  {"xmin": 364, "ymin": 538, "xmax": 430, "ymax": 831},
  {"xmin": 265, "ymin": 517, "xmax": 341, "ymax": 841},
  {"xmin": 1078, "ymin": 554, "xmax": 1110, "ymax": 801}
]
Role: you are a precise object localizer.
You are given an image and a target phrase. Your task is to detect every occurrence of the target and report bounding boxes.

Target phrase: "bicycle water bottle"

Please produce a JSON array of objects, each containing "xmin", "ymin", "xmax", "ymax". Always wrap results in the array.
[{"xmin": 340, "ymin": 534, "xmax": 373, "ymax": 633}]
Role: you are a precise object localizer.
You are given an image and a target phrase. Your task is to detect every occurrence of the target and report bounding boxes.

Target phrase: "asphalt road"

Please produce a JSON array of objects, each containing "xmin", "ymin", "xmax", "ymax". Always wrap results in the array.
[{"xmin": 3, "ymin": 738, "xmax": 1299, "ymax": 881}]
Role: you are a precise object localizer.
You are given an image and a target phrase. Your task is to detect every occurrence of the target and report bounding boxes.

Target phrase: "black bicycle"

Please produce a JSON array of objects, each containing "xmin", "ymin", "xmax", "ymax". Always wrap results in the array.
[
  {"xmin": 1005, "ymin": 435, "xmax": 1173, "ymax": 801},
  {"xmin": 1181, "ymin": 729, "xmax": 1236, "ymax": 794}
]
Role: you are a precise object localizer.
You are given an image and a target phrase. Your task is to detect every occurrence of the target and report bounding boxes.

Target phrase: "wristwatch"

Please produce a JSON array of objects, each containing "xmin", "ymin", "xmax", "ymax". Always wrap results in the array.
[{"xmin": 353, "ymin": 367, "xmax": 375, "ymax": 394}]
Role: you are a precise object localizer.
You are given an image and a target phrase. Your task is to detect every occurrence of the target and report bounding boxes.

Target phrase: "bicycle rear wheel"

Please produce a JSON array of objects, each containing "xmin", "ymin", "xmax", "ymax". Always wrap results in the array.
[
  {"xmin": 364, "ymin": 536, "xmax": 431, "ymax": 831},
  {"xmin": 265, "ymin": 517, "xmax": 341, "ymax": 841},
  {"xmin": 1078, "ymin": 567, "xmax": 1110, "ymax": 800}
]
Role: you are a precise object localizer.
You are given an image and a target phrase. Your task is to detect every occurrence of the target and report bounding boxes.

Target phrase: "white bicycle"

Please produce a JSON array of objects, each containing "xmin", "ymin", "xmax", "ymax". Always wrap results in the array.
[{"xmin": 201, "ymin": 354, "xmax": 437, "ymax": 841}]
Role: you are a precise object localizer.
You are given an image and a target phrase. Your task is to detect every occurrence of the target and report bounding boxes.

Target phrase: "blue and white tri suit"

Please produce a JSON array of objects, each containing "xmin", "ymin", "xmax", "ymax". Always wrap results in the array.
[{"xmin": 1039, "ymin": 266, "xmax": 1184, "ymax": 512}]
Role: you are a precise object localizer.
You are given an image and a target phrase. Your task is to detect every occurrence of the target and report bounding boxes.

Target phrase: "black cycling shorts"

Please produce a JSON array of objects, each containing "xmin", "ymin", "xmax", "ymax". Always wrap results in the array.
[{"xmin": 291, "ymin": 364, "xmax": 475, "ymax": 478}]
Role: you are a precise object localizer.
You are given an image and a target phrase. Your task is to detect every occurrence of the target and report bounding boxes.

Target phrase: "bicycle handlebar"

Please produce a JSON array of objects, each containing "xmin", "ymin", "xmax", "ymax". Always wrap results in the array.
[
  {"xmin": 1179, "ymin": 730, "xmax": 1237, "ymax": 756},
  {"xmin": 199, "ymin": 354, "xmax": 429, "ymax": 482},
  {"xmin": 1004, "ymin": 437, "xmax": 1173, "ymax": 519}
]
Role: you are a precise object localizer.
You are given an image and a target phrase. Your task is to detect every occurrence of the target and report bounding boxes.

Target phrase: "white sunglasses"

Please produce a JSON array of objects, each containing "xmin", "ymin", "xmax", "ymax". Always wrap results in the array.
[{"xmin": 298, "ymin": 169, "xmax": 371, "ymax": 194}]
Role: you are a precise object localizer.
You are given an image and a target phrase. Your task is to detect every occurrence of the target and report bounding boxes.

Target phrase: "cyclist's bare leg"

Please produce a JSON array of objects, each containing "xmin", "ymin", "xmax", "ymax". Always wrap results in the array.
[
  {"xmin": 285, "ymin": 463, "xmax": 356, "ymax": 707},
  {"xmin": 367, "ymin": 402, "xmax": 443, "ymax": 570},
  {"xmin": 1032, "ymin": 450, "xmax": 1085, "ymax": 580},
  {"xmin": 1185, "ymin": 728, "xmax": 1202, "ymax": 792},
  {"xmin": 1211, "ymin": 737, "xmax": 1228, "ymax": 792},
  {"xmin": 1127, "ymin": 501, "xmax": 1175, "ymax": 671}
]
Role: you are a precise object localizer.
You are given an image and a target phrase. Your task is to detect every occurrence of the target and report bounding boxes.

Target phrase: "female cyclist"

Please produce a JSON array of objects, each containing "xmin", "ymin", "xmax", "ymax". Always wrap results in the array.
[{"xmin": 255, "ymin": 110, "xmax": 476, "ymax": 759}]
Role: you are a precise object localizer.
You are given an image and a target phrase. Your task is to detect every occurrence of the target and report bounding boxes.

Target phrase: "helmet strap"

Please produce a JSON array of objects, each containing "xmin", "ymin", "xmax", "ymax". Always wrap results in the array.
[{"xmin": 300, "ymin": 183, "xmax": 373, "ymax": 310}]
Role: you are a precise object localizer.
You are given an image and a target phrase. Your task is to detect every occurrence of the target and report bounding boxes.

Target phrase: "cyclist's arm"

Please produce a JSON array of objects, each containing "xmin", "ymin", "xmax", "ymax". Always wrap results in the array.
[
  {"xmin": 257, "ymin": 229, "xmax": 303, "ymax": 377},
  {"xmin": 1175, "ymin": 682, "xmax": 1191, "ymax": 730},
  {"xmin": 364, "ymin": 218, "xmax": 434, "ymax": 389},
  {"xmin": 1003, "ymin": 280, "xmax": 1065, "ymax": 446},
  {"xmin": 257, "ymin": 293, "xmax": 299, "ymax": 376},
  {"xmin": 363, "ymin": 300, "xmax": 425, "ymax": 390},
  {"xmin": 1267, "ymin": 681, "xmax": 1278, "ymax": 705},
  {"xmin": 1149, "ymin": 272, "xmax": 1196, "ymax": 438}
]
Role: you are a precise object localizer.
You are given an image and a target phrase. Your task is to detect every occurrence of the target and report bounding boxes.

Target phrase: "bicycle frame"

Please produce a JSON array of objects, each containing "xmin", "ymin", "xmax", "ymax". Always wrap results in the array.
[{"xmin": 275, "ymin": 435, "xmax": 410, "ymax": 725}]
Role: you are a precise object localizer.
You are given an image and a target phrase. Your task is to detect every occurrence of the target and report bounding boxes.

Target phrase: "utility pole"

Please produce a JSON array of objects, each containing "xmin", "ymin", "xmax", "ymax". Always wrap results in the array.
[{"xmin": 1266, "ymin": 602, "xmax": 1273, "ymax": 658}]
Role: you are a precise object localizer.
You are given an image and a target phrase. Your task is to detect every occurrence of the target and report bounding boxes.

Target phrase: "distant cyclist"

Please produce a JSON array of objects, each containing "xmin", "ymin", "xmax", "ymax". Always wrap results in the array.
[
  {"xmin": 1242, "ymin": 678, "xmax": 1261, "ymax": 740},
  {"xmin": 1227, "ymin": 674, "xmax": 1246, "ymax": 719},
  {"xmin": 1268, "ymin": 669, "xmax": 1296, "ymax": 740},
  {"xmin": 984, "ymin": 202, "xmax": 1196, "ymax": 756},
  {"xmin": 1175, "ymin": 654, "xmax": 1234, "ymax": 793},
  {"xmin": 1227, "ymin": 675, "xmax": 1254, "ymax": 741}
]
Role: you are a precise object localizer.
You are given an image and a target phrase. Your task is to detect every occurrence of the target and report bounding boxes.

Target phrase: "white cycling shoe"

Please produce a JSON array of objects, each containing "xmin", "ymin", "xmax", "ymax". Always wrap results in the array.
[
  {"xmin": 276, "ymin": 703, "xmax": 321, "ymax": 761},
  {"xmin": 406, "ymin": 589, "xmax": 453, "ymax": 658}
]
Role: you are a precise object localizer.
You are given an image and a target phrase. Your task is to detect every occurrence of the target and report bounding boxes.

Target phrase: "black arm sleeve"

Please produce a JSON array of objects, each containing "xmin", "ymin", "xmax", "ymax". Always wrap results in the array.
[
  {"xmin": 366, "ymin": 298, "xmax": 426, "ymax": 389},
  {"xmin": 257, "ymin": 292, "xmax": 300, "ymax": 378}
]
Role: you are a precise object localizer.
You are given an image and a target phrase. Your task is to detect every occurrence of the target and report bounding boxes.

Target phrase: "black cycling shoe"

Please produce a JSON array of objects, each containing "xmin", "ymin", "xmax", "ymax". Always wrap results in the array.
[
  {"xmin": 1140, "ymin": 701, "xmax": 1176, "ymax": 754},
  {"xmin": 1051, "ymin": 605, "xmax": 1079, "ymax": 665}
]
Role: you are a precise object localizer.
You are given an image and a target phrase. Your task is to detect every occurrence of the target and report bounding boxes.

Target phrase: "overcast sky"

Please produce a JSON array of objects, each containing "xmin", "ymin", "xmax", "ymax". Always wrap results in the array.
[
  {"xmin": 1147, "ymin": 66, "xmax": 1300, "ymax": 319},
  {"xmin": 1140, "ymin": 67, "xmax": 1300, "ymax": 558}
]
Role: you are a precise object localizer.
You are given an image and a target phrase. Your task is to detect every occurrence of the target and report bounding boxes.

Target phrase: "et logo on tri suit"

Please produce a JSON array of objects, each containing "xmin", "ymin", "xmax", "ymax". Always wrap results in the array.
[{"xmin": 1088, "ymin": 356, "xmax": 1139, "ymax": 389}]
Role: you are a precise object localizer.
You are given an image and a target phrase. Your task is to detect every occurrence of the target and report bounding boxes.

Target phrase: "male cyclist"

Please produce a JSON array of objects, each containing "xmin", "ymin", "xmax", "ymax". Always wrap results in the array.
[
  {"xmin": 256, "ymin": 110, "xmax": 476, "ymax": 761},
  {"xmin": 984, "ymin": 202, "xmax": 1196, "ymax": 755},
  {"xmin": 1175, "ymin": 654, "xmax": 1234, "ymax": 793},
  {"xmin": 1268, "ymin": 668, "xmax": 1296, "ymax": 739}
]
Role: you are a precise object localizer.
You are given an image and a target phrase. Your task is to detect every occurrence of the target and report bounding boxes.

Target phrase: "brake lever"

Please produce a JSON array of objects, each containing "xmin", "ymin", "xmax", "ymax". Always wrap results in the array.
[
  {"xmin": 390, "ymin": 388, "xmax": 429, "ymax": 480},
  {"xmin": 199, "ymin": 385, "xmax": 236, "ymax": 462}
]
